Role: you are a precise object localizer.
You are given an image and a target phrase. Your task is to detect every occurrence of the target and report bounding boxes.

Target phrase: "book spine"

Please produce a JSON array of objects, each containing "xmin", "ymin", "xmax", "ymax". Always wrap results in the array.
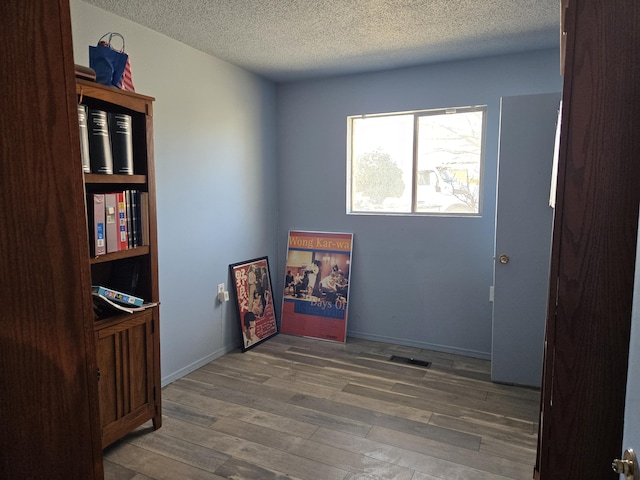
[
  {"xmin": 107, "ymin": 258, "xmax": 140, "ymax": 296},
  {"xmin": 87, "ymin": 109, "xmax": 113, "ymax": 174},
  {"xmin": 104, "ymin": 193, "xmax": 118, "ymax": 253},
  {"xmin": 140, "ymin": 191, "xmax": 150, "ymax": 246},
  {"xmin": 131, "ymin": 189, "xmax": 141, "ymax": 247},
  {"xmin": 109, "ymin": 112, "xmax": 134, "ymax": 175},
  {"xmin": 77, "ymin": 104, "xmax": 91, "ymax": 173},
  {"xmin": 116, "ymin": 191, "xmax": 128, "ymax": 251},
  {"xmin": 96, "ymin": 285, "xmax": 144, "ymax": 307},
  {"xmin": 89, "ymin": 194, "xmax": 106, "ymax": 256},
  {"xmin": 125, "ymin": 189, "xmax": 133, "ymax": 248}
]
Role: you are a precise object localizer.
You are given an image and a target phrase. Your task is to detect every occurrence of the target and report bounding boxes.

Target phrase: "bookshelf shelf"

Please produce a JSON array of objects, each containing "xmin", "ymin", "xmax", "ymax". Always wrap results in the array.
[
  {"xmin": 85, "ymin": 173, "xmax": 147, "ymax": 184},
  {"xmin": 79, "ymin": 79, "xmax": 161, "ymax": 449},
  {"xmin": 90, "ymin": 246, "xmax": 150, "ymax": 264},
  {"xmin": 93, "ymin": 305, "xmax": 160, "ymax": 330}
]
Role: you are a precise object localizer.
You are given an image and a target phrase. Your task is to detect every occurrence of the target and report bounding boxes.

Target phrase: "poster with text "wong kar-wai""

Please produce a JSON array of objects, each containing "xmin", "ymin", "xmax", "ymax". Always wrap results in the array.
[{"xmin": 281, "ymin": 230, "xmax": 353, "ymax": 343}]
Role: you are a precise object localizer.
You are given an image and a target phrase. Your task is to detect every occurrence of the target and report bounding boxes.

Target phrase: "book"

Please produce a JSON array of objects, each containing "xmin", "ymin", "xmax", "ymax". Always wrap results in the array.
[
  {"xmin": 88, "ymin": 193, "xmax": 106, "ymax": 256},
  {"xmin": 140, "ymin": 191, "xmax": 150, "ymax": 246},
  {"xmin": 75, "ymin": 64, "xmax": 96, "ymax": 81},
  {"xmin": 131, "ymin": 189, "xmax": 141, "ymax": 247},
  {"xmin": 87, "ymin": 108, "xmax": 113, "ymax": 174},
  {"xmin": 92, "ymin": 285, "xmax": 144, "ymax": 307},
  {"xmin": 109, "ymin": 112, "xmax": 134, "ymax": 175},
  {"xmin": 91, "ymin": 291, "xmax": 157, "ymax": 318},
  {"xmin": 125, "ymin": 190, "xmax": 133, "ymax": 248},
  {"xmin": 116, "ymin": 191, "xmax": 128, "ymax": 250},
  {"xmin": 77, "ymin": 104, "xmax": 91, "ymax": 173},
  {"xmin": 108, "ymin": 258, "xmax": 140, "ymax": 295},
  {"xmin": 104, "ymin": 193, "xmax": 119, "ymax": 253}
]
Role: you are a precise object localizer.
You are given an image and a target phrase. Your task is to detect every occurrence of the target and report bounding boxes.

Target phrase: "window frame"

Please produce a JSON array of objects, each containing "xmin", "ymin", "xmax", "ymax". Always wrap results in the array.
[{"xmin": 347, "ymin": 105, "xmax": 487, "ymax": 216}]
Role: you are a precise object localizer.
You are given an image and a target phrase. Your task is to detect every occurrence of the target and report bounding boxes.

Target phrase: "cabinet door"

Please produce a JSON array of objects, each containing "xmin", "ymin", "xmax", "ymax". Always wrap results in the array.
[{"xmin": 96, "ymin": 312, "xmax": 156, "ymax": 447}]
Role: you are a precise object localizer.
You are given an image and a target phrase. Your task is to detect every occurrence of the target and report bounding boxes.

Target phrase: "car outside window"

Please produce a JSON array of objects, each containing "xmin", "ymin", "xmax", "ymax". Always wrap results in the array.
[{"xmin": 348, "ymin": 106, "xmax": 486, "ymax": 215}]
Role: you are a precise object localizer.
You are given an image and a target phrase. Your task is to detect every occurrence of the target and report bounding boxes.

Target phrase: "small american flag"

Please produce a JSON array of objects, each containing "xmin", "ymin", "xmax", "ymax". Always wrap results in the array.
[{"xmin": 119, "ymin": 57, "xmax": 135, "ymax": 92}]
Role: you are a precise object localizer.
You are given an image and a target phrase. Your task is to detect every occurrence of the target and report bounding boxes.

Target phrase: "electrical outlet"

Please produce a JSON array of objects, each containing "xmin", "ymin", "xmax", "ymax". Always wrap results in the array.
[
  {"xmin": 223, "ymin": 291, "xmax": 229, "ymax": 302},
  {"xmin": 217, "ymin": 283, "xmax": 224, "ymax": 294}
]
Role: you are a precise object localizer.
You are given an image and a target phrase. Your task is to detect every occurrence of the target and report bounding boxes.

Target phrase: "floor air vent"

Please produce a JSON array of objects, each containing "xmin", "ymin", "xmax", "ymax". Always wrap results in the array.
[{"xmin": 389, "ymin": 355, "xmax": 431, "ymax": 368}]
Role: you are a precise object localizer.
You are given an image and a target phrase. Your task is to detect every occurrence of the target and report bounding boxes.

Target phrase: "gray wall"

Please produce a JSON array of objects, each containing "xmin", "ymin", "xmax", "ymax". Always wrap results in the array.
[
  {"xmin": 71, "ymin": 0, "xmax": 278, "ymax": 384},
  {"xmin": 276, "ymin": 51, "xmax": 563, "ymax": 358},
  {"xmin": 71, "ymin": 0, "xmax": 566, "ymax": 381}
]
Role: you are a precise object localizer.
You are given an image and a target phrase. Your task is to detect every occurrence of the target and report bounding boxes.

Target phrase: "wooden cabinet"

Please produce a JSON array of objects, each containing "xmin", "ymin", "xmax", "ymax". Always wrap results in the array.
[
  {"xmin": 96, "ymin": 312, "xmax": 157, "ymax": 447},
  {"xmin": 77, "ymin": 79, "xmax": 162, "ymax": 448}
]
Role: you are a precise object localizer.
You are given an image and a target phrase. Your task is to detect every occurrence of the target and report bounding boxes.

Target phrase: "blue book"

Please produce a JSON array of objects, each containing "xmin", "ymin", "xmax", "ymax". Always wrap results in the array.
[{"xmin": 92, "ymin": 285, "xmax": 144, "ymax": 307}]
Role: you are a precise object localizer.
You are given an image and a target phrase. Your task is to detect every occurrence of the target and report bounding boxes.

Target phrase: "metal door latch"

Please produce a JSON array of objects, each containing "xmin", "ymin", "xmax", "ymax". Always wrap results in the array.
[{"xmin": 612, "ymin": 449, "xmax": 637, "ymax": 479}]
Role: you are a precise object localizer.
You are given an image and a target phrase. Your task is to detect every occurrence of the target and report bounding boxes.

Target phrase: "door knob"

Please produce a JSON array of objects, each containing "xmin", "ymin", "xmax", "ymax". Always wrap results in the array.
[
  {"xmin": 498, "ymin": 254, "xmax": 510, "ymax": 264},
  {"xmin": 612, "ymin": 449, "xmax": 637, "ymax": 479}
]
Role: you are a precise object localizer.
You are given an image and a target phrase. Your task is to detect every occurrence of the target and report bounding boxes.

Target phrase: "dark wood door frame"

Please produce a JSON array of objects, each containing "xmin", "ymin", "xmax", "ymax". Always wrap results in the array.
[
  {"xmin": 536, "ymin": 1, "xmax": 640, "ymax": 478},
  {"xmin": 0, "ymin": 1, "xmax": 103, "ymax": 478}
]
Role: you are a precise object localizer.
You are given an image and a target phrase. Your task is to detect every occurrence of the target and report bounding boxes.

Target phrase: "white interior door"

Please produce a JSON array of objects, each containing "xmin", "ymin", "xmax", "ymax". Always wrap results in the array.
[
  {"xmin": 491, "ymin": 92, "xmax": 561, "ymax": 387},
  {"xmin": 620, "ymin": 217, "xmax": 640, "ymax": 474}
]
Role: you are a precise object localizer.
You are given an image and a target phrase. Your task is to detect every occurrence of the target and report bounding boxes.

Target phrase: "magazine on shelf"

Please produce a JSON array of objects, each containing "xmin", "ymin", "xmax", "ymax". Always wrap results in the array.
[
  {"xmin": 92, "ymin": 285, "xmax": 143, "ymax": 306},
  {"xmin": 91, "ymin": 291, "xmax": 157, "ymax": 316},
  {"xmin": 91, "ymin": 285, "xmax": 157, "ymax": 317}
]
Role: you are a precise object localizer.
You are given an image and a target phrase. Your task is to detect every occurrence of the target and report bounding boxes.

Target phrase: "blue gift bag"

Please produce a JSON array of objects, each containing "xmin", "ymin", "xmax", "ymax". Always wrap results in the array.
[{"xmin": 89, "ymin": 33, "xmax": 128, "ymax": 87}]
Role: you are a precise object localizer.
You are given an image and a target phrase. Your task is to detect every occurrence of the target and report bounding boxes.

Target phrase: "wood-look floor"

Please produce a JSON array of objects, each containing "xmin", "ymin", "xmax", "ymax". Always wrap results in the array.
[{"xmin": 103, "ymin": 334, "xmax": 539, "ymax": 480}]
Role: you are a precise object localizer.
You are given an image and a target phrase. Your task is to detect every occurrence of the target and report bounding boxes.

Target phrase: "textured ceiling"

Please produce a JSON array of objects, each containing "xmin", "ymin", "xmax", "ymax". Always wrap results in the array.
[{"xmin": 83, "ymin": 0, "xmax": 560, "ymax": 82}]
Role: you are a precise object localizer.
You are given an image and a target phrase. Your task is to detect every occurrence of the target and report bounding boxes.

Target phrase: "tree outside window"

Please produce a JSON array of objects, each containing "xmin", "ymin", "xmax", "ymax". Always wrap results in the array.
[{"xmin": 348, "ymin": 106, "xmax": 485, "ymax": 215}]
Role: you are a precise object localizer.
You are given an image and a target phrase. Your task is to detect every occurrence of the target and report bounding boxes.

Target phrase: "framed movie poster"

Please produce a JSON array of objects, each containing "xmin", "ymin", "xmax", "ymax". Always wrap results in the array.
[
  {"xmin": 229, "ymin": 256, "xmax": 278, "ymax": 351},
  {"xmin": 281, "ymin": 230, "xmax": 353, "ymax": 343}
]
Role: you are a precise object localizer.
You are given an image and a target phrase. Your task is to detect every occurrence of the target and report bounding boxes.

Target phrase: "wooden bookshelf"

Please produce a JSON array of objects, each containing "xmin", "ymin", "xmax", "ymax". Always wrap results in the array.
[{"xmin": 78, "ymin": 80, "xmax": 162, "ymax": 448}]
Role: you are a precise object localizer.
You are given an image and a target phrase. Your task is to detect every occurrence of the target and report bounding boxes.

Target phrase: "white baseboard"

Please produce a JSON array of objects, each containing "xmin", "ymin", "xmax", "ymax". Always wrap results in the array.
[
  {"xmin": 160, "ymin": 343, "xmax": 237, "ymax": 387},
  {"xmin": 346, "ymin": 330, "xmax": 491, "ymax": 360}
]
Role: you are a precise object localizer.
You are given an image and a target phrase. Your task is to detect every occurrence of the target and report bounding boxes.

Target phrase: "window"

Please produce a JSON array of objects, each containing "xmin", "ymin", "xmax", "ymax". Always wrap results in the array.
[{"xmin": 347, "ymin": 106, "xmax": 486, "ymax": 215}]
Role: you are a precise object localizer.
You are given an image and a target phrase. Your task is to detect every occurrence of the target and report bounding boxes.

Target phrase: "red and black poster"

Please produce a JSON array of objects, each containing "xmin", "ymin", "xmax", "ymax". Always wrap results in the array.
[
  {"xmin": 281, "ymin": 230, "xmax": 353, "ymax": 343},
  {"xmin": 230, "ymin": 256, "xmax": 278, "ymax": 351}
]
